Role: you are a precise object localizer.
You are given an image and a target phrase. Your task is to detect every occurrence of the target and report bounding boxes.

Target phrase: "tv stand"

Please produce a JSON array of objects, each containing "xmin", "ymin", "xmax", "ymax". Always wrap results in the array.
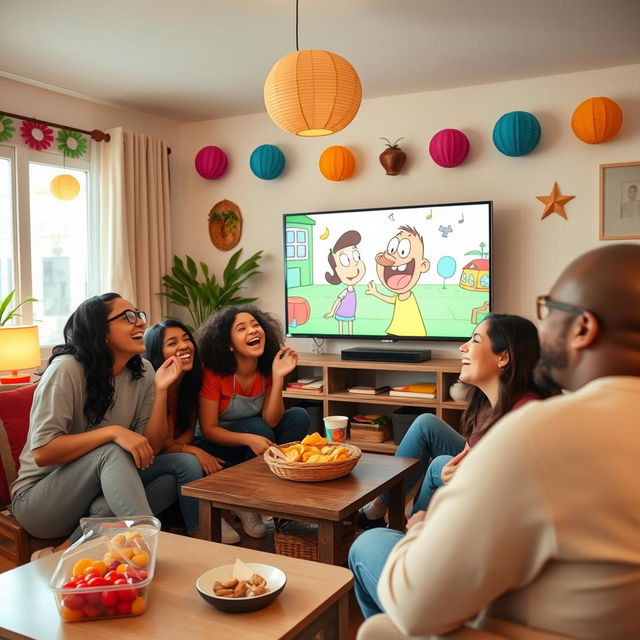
[{"xmin": 341, "ymin": 347, "xmax": 431, "ymax": 363}]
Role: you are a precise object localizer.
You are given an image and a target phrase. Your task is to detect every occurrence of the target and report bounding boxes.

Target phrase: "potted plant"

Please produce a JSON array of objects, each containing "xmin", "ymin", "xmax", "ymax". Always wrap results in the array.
[
  {"xmin": 160, "ymin": 248, "xmax": 262, "ymax": 333},
  {"xmin": 379, "ymin": 137, "xmax": 406, "ymax": 175},
  {"xmin": 0, "ymin": 290, "xmax": 37, "ymax": 326}
]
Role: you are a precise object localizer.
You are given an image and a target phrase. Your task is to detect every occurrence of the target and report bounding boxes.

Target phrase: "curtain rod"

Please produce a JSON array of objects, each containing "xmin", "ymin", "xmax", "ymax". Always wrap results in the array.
[{"xmin": 1, "ymin": 111, "xmax": 110, "ymax": 142}]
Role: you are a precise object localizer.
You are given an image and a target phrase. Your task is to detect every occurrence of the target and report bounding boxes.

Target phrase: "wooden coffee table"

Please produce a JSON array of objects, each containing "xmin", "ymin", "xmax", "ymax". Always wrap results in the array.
[
  {"xmin": 0, "ymin": 531, "xmax": 353, "ymax": 640},
  {"xmin": 182, "ymin": 452, "xmax": 419, "ymax": 564}
]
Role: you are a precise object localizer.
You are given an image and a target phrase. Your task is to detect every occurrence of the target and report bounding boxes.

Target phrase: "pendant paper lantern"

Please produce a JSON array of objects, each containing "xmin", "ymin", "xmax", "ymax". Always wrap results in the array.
[
  {"xmin": 492, "ymin": 111, "xmax": 541, "ymax": 157},
  {"xmin": 249, "ymin": 144, "xmax": 285, "ymax": 180},
  {"xmin": 571, "ymin": 97, "xmax": 622, "ymax": 144},
  {"xmin": 50, "ymin": 174, "xmax": 80, "ymax": 200},
  {"xmin": 264, "ymin": 50, "xmax": 362, "ymax": 137},
  {"xmin": 319, "ymin": 146, "xmax": 355, "ymax": 181},
  {"xmin": 194, "ymin": 146, "xmax": 229, "ymax": 179},
  {"xmin": 429, "ymin": 129, "xmax": 470, "ymax": 168}
]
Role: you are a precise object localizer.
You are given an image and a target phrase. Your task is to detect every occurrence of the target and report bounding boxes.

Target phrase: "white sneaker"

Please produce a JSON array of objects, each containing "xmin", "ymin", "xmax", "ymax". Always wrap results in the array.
[
  {"xmin": 221, "ymin": 517, "xmax": 241, "ymax": 544},
  {"xmin": 236, "ymin": 511, "xmax": 266, "ymax": 538}
]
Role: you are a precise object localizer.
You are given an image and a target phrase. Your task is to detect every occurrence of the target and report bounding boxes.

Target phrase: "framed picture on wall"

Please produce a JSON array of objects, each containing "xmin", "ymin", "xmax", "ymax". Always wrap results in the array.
[{"xmin": 600, "ymin": 162, "xmax": 640, "ymax": 240}]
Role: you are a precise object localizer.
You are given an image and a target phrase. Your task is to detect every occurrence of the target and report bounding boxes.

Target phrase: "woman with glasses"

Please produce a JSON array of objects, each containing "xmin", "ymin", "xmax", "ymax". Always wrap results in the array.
[
  {"xmin": 351, "ymin": 313, "xmax": 555, "ymax": 619},
  {"xmin": 197, "ymin": 305, "xmax": 310, "ymax": 539},
  {"xmin": 11, "ymin": 293, "xmax": 182, "ymax": 558},
  {"xmin": 144, "ymin": 320, "xmax": 248, "ymax": 544}
]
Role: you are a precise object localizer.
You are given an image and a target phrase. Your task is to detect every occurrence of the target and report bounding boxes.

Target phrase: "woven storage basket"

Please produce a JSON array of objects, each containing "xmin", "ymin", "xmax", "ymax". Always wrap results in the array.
[
  {"xmin": 263, "ymin": 442, "xmax": 362, "ymax": 482},
  {"xmin": 274, "ymin": 519, "xmax": 356, "ymax": 564}
]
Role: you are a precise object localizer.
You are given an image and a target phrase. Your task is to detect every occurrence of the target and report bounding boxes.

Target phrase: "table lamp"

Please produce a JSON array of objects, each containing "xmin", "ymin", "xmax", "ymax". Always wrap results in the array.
[{"xmin": 0, "ymin": 325, "xmax": 41, "ymax": 384}]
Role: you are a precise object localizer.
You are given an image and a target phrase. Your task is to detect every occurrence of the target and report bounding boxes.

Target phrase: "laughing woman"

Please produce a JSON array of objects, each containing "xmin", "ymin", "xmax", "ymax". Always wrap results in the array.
[
  {"xmin": 11, "ymin": 294, "xmax": 181, "ymax": 557},
  {"xmin": 144, "ymin": 320, "xmax": 245, "ymax": 544},
  {"xmin": 198, "ymin": 305, "xmax": 310, "ymax": 539}
]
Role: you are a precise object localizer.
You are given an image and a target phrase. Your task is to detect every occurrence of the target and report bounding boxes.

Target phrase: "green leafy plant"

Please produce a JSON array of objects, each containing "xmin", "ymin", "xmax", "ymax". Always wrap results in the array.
[
  {"xmin": 380, "ymin": 137, "xmax": 405, "ymax": 149},
  {"xmin": 0, "ymin": 290, "xmax": 37, "ymax": 326},
  {"xmin": 208, "ymin": 209, "xmax": 239, "ymax": 235},
  {"xmin": 465, "ymin": 241, "xmax": 488, "ymax": 260},
  {"xmin": 160, "ymin": 248, "xmax": 262, "ymax": 332}
]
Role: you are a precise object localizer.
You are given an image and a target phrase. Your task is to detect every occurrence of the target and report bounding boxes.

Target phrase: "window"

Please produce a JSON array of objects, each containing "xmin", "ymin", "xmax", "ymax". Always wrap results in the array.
[
  {"xmin": 285, "ymin": 227, "xmax": 308, "ymax": 261},
  {"xmin": 0, "ymin": 143, "xmax": 98, "ymax": 347}
]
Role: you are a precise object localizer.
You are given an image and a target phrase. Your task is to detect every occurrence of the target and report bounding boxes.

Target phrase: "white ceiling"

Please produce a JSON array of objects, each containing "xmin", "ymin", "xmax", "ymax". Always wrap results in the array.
[{"xmin": 2, "ymin": 0, "xmax": 640, "ymax": 123}]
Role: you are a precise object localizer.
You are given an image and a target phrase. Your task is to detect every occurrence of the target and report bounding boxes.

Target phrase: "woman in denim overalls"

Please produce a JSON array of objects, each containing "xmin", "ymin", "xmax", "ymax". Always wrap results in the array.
[{"xmin": 198, "ymin": 305, "xmax": 310, "ymax": 538}]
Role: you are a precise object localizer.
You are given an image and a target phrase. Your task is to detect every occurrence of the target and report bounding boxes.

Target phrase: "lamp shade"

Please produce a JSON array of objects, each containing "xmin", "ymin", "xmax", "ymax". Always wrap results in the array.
[
  {"xmin": 0, "ymin": 325, "xmax": 40, "ymax": 383},
  {"xmin": 492, "ymin": 111, "xmax": 541, "ymax": 157},
  {"xmin": 249, "ymin": 144, "xmax": 285, "ymax": 180},
  {"xmin": 429, "ymin": 129, "xmax": 470, "ymax": 168},
  {"xmin": 195, "ymin": 146, "xmax": 229, "ymax": 179},
  {"xmin": 264, "ymin": 50, "xmax": 362, "ymax": 137},
  {"xmin": 50, "ymin": 174, "xmax": 80, "ymax": 200},
  {"xmin": 319, "ymin": 146, "xmax": 355, "ymax": 181},
  {"xmin": 571, "ymin": 97, "xmax": 623, "ymax": 144}
]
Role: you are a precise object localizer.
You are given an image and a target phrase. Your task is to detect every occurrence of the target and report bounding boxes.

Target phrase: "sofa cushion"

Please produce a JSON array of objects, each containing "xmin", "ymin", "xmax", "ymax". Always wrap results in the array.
[{"xmin": 0, "ymin": 384, "xmax": 37, "ymax": 505}]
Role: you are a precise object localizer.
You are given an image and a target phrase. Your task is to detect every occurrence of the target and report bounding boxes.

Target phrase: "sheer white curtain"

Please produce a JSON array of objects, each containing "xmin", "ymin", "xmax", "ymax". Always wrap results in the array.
[{"xmin": 99, "ymin": 127, "xmax": 171, "ymax": 323}]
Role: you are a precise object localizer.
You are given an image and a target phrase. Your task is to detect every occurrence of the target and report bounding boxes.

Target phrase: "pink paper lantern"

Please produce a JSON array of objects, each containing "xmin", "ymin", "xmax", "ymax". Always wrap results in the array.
[
  {"xmin": 195, "ymin": 146, "xmax": 229, "ymax": 179},
  {"xmin": 429, "ymin": 129, "xmax": 470, "ymax": 168}
]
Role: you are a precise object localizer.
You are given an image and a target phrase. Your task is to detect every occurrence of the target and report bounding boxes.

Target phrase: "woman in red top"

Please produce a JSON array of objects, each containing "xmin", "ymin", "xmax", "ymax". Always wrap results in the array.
[{"xmin": 198, "ymin": 305, "xmax": 310, "ymax": 538}]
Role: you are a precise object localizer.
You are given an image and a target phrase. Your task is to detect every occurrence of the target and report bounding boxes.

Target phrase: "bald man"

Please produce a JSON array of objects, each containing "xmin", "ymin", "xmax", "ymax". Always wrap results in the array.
[{"xmin": 359, "ymin": 244, "xmax": 640, "ymax": 640}]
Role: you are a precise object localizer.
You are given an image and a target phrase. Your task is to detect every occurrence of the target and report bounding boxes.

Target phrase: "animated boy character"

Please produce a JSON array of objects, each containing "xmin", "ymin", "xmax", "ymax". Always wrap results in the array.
[
  {"xmin": 366, "ymin": 225, "xmax": 429, "ymax": 336},
  {"xmin": 323, "ymin": 230, "xmax": 366, "ymax": 335}
]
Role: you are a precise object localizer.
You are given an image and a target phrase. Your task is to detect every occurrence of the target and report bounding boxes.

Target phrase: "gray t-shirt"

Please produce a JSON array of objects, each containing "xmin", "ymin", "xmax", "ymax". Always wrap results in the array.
[{"xmin": 10, "ymin": 354, "xmax": 156, "ymax": 497}]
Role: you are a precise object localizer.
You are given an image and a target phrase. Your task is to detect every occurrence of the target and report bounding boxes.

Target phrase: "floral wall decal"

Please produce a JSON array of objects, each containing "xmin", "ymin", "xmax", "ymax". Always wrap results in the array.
[
  {"xmin": 20, "ymin": 120, "xmax": 54, "ymax": 151},
  {"xmin": 0, "ymin": 116, "xmax": 15, "ymax": 142},
  {"xmin": 56, "ymin": 129, "xmax": 88, "ymax": 158}
]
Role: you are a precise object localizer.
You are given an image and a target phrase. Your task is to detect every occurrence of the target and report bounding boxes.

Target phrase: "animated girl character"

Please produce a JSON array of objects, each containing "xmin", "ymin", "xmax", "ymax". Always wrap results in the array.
[{"xmin": 323, "ymin": 230, "xmax": 366, "ymax": 335}]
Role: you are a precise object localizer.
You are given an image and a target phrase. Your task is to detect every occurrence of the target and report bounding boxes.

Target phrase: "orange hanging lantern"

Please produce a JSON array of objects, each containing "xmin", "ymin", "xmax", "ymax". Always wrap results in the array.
[
  {"xmin": 50, "ymin": 174, "xmax": 80, "ymax": 200},
  {"xmin": 319, "ymin": 146, "xmax": 355, "ymax": 181},
  {"xmin": 571, "ymin": 97, "xmax": 623, "ymax": 144},
  {"xmin": 264, "ymin": 50, "xmax": 362, "ymax": 137}
]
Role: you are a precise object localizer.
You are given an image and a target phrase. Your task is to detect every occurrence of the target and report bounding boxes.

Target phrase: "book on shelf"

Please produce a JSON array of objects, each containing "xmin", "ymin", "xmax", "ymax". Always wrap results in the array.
[
  {"xmin": 389, "ymin": 382, "xmax": 437, "ymax": 399},
  {"xmin": 347, "ymin": 385, "xmax": 390, "ymax": 395},
  {"xmin": 286, "ymin": 378, "xmax": 323, "ymax": 392}
]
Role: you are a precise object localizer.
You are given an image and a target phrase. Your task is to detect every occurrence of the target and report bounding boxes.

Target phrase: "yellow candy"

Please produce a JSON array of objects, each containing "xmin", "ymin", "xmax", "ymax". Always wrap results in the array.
[
  {"xmin": 130, "ymin": 596, "xmax": 147, "ymax": 615},
  {"xmin": 116, "ymin": 563, "xmax": 128, "ymax": 574},
  {"xmin": 131, "ymin": 551, "xmax": 149, "ymax": 567},
  {"xmin": 90, "ymin": 560, "xmax": 108, "ymax": 577}
]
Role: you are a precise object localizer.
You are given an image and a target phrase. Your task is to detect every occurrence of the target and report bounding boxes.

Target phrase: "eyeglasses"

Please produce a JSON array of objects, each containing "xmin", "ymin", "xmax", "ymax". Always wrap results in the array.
[
  {"xmin": 107, "ymin": 309, "xmax": 148, "ymax": 325},
  {"xmin": 536, "ymin": 295, "xmax": 586, "ymax": 321}
]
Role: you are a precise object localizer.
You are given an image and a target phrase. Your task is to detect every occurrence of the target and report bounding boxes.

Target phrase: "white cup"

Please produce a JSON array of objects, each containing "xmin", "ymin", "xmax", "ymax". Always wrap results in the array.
[{"xmin": 323, "ymin": 416, "xmax": 348, "ymax": 443}]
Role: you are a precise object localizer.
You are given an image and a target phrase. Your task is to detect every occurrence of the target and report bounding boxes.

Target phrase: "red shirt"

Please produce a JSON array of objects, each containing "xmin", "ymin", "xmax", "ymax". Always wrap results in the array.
[
  {"xmin": 199, "ymin": 369, "xmax": 272, "ymax": 415},
  {"xmin": 467, "ymin": 391, "xmax": 541, "ymax": 448}
]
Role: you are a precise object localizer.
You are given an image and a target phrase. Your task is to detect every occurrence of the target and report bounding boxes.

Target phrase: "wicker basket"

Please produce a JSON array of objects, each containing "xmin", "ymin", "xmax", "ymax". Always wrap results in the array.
[
  {"xmin": 274, "ymin": 519, "xmax": 356, "ymax": 564},
  {"xmin": 263, "ymin": 442, "xmax": 362, "ymax": 482}
]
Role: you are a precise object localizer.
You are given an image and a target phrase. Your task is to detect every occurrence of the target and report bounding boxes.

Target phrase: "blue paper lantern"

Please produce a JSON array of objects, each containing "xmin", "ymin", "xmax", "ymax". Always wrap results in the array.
[
  {"xmin": 249, "ymin": 144, "xmax": 285, "ymax": 180},
  {"xmin": 492, "ymin": 111, "xmax": 541, "ymax": 157}
]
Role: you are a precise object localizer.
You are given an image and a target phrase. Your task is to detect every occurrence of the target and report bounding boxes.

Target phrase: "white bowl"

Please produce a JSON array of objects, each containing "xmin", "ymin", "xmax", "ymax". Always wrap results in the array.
[{"xmin": 196, "ymin": 562, "xmax": 286, "ymax": 613}]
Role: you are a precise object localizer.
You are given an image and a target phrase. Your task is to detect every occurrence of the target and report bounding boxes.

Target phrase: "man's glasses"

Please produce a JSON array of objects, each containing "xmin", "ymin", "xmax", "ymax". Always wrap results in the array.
[
  {"xmin": 536, "ymin": 295, "xmax": 586, "ymax": 321},
  {"xmin": 107, "ymin": 309, "xmax": 148, "ymax": 325}
]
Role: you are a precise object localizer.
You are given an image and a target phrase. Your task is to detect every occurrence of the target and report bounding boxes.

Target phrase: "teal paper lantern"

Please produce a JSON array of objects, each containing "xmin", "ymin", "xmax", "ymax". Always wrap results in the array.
[
  {"xmin": 492, "ymin": 111, "xmax": 541, "ymax": 157},
  {"xmin": 249, "ymin": 144, "xmax": 285, "ymax": 180}
]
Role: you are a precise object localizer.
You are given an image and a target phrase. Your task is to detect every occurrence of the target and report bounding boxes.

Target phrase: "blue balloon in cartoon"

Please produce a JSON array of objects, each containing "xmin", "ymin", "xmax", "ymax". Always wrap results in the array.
[{"xmin": 437, "ymin": 256, "xmax": 456, "ymax": 288}]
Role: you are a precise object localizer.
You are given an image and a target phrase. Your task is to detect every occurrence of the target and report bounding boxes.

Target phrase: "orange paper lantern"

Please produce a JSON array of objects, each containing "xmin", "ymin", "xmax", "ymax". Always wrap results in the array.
[
  {"xmin": 571, "ymin": 97, "xmax": 623, "ymax": 144},
  {"xmin": 264, "ymin": 50, "xmax": 362, "ymax": 137},
  {"xmin": 50, "ymin": 174, "xmax": 80, "ymax": 200},
  {"xmin": 319, "ymin": 146, "xmax": 355, "ymax": 181}
]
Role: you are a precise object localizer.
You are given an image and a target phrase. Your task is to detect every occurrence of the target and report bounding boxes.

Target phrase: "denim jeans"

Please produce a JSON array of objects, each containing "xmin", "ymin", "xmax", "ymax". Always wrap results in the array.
[
  {"xmin": 412, "ymin": 454, "xmax": 453, "ymax": 513},
  {"xmin": 348, "ymin": 527, "xmax": 405, "ymax": 618},
  {"xmin": 379, "ymin": 413, "xmax": 465, "ymax": 510}
]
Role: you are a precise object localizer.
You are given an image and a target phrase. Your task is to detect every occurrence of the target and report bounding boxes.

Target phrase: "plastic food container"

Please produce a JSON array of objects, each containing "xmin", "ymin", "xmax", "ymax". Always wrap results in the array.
[{"xmin": 49, "ymin": 516, "xmax": 160, "ymax": 622}]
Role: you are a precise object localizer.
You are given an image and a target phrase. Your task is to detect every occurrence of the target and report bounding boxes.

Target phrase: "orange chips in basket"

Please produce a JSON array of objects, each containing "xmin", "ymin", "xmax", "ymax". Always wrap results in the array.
[{"xmin": 280, "ymin": 433, "xmax": 351, "ymax": 464}]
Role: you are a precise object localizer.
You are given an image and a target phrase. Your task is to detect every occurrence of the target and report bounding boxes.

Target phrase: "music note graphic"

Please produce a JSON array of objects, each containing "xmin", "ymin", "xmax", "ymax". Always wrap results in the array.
[
  {"xmin": 458, "ymin": 211, "xmax": 465, "ymax": 224},
  {"xmin": 426, "ymin": 209, "xmax": 433, "ymax": 220}
]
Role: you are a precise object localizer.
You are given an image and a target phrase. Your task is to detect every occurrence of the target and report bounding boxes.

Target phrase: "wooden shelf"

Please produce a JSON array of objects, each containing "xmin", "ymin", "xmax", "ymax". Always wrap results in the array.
[{"xmin": 284, "ymin": 353, "xmax": 467, "ymax": 452}]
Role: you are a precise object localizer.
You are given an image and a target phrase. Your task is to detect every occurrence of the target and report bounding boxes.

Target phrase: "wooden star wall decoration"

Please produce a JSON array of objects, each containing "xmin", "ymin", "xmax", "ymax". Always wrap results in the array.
[{"xmin": 536, "ymin": 182, "xmax": 575, "ymax": 220}]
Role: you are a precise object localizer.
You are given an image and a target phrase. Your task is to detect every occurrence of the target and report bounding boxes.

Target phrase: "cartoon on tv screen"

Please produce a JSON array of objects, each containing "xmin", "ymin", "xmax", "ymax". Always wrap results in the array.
[{"xmin": 283, "ymin": 202, "xmax": 491, "ymax": 340}]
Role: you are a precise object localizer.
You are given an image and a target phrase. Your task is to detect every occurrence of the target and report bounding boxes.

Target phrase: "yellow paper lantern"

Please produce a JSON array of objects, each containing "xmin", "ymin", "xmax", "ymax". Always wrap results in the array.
[
  {"xmin": 264, "ymin": 50, "xmax": 362, "ymax": 137},
  {"xmin": 571, "ymin": 97, "xmax": 623, "ymax": 144},
  {"xmin": 319, "ymin": 146, "xmax": 355, "ymax": 181},
  {"xmin": 50, "ymin": 174, "xmax": 80, "ymax": 200}
]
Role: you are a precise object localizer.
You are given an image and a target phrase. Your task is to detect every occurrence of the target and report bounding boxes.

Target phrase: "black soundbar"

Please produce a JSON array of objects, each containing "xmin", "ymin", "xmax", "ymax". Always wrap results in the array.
[{"xmin": 341, "ymin": 347, "xmax": 431, "ymax": 363}]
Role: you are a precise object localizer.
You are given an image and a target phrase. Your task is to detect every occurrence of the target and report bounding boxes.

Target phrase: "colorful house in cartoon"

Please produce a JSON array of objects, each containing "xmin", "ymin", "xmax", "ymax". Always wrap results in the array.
[{"xmin": 459, "ymin": 259, "xmax": 489, "ymax": 291}]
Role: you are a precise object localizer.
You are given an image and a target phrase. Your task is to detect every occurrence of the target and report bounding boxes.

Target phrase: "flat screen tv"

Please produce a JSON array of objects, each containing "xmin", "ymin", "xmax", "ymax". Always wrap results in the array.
[{"xmin": 283, "ymin": 201, "xmax": 492, "ymax": 342}]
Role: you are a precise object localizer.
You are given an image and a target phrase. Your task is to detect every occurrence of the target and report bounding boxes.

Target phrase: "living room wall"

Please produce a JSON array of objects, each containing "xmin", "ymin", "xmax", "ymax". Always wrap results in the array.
[{"xmin": 172, "ymin": 63, "xmax": 640, "ymax": 355}]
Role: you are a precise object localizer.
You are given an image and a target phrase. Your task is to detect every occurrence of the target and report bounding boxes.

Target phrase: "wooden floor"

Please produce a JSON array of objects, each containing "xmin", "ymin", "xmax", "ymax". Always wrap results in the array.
[{"xmin": 0, "ymin": 514, "xmax": 365, "ymax": 639}]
